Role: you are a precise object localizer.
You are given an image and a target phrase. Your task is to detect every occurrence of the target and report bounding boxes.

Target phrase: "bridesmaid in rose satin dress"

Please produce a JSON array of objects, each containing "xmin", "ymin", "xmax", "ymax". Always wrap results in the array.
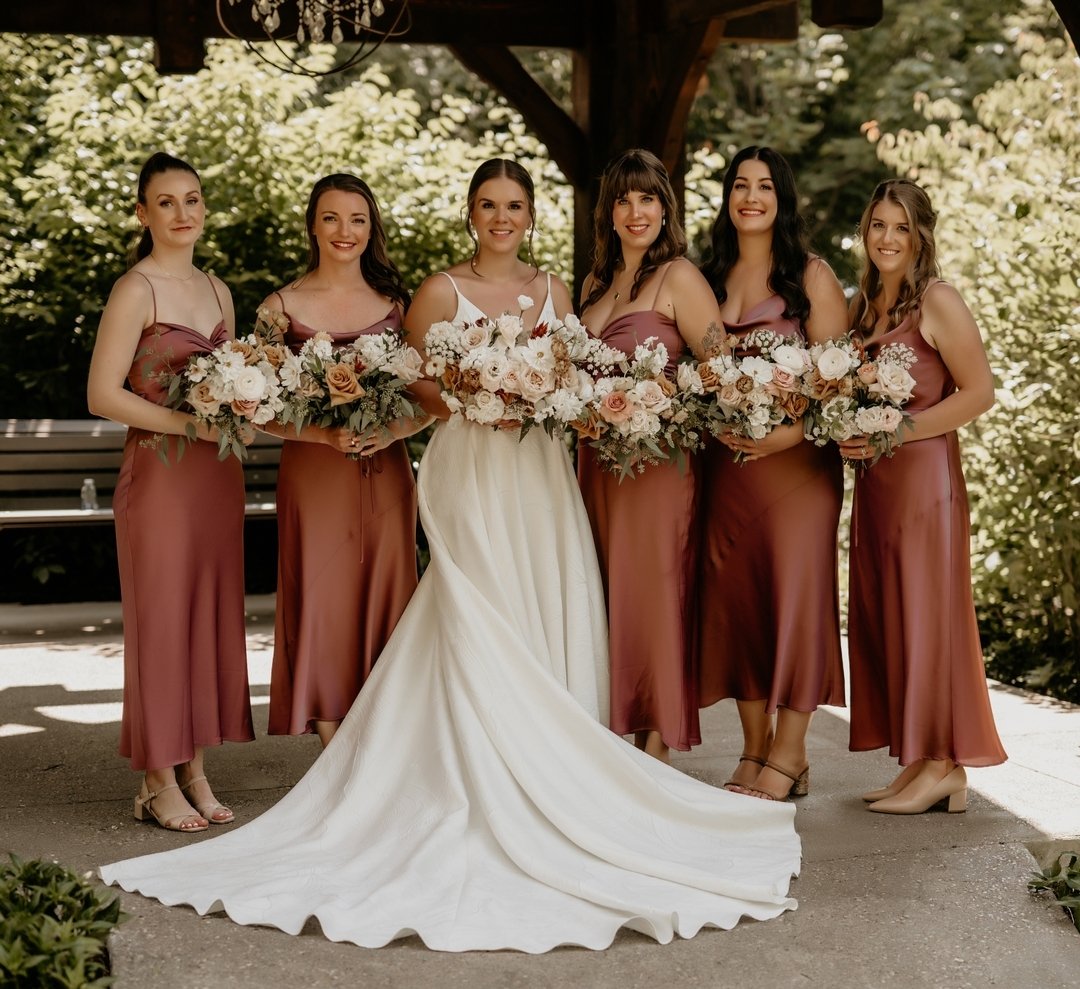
[
  {"xmin": 261, "ymin": 174, "xmax": 428, "ymax": 749},
  {"xmin": 839, "ymin": 179, "xmax": 1005, "ymax": 814},
  {"xmin": 87, "ymin": 152, "xmax": 253, "ymax": 834},
  {"xmin": 577, "ymin": 149, "xmax": 720, "ymax": 762},
  {"xmin": 697, "ymin": 147, "xmax": 847, "ymax": 801}
]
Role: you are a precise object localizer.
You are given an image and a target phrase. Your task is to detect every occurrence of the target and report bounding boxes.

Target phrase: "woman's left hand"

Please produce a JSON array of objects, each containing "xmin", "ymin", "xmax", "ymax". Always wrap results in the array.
[{"xmin": 837, "ymin": 435, "xmax": 874, "ymax": 462}]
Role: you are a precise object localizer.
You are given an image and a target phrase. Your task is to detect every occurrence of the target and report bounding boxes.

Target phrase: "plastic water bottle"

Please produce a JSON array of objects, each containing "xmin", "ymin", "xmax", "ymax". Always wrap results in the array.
[{"xmin": 80, "ymin": 477, "xmax": 99, "ymax": 511}]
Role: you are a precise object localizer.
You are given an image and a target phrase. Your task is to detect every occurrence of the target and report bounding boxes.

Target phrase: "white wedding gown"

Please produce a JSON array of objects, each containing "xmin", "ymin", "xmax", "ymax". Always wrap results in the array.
[{"xmin": 99, "ymin": 278, "xmax": 801, "ymax": 953}]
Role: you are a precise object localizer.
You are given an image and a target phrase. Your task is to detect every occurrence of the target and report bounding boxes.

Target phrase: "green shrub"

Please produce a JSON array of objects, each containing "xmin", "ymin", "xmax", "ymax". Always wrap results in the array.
[
  {"xmin": 0, "ymin": 855, "xmax": 126, "ymax": 988},
  {"xmin": 1028, "ymin": 851, "xmax": 1080, "ymax": 933}
]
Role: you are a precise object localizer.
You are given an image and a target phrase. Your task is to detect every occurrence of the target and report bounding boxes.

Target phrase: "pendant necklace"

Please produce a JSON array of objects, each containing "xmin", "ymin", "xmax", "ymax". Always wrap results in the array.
[{"xmin": 150, "ymin": 255, "xmax": 197, "ymax": 282}]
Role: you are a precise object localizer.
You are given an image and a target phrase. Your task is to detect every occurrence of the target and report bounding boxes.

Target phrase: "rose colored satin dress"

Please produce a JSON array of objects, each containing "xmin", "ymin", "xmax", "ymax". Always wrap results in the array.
[
  {"xmin": 268, "ymin": 307, "xmax": 419, "ymax": 736},
  {"xmin": 848, "ymin": 306, "xmax": 1006, "ymax": 766},
  {"xmin": 114, "ymin": 277, "xmax": 254, "ymax": 771},
  {"xmin": 577, "ymin": 309, "xmax": 702, "ymax": 752},
  {"xmin": 698, "ymin": 295, "xmax": 845, "ymax": 713}
]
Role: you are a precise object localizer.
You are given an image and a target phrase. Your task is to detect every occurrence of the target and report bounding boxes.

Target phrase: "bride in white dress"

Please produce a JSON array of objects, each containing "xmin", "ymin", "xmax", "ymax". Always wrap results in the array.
[{"xmin": 99, "ymin": 159, "xmax": 801, "ymax": 953}]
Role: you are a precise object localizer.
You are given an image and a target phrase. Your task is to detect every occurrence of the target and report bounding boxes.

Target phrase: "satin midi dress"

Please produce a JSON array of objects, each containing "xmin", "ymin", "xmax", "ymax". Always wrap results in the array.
[
  {"xmin": 269, "ymin": 307, "xmax": 418, "ymax": 735},
  {"xmin": 113, "ymin": 276, "xmax": 254, "ymax": 771},
  {"xmin": 697, "ymin": 295, "xmax": 845, "ymax": 714},
  {"xmin": 578, "ymin": 306, "xmax": 702, "ymax": 752},
  {"xmin": 847, "ymin": 304, "xmax": 1006, "ymax": 766}
]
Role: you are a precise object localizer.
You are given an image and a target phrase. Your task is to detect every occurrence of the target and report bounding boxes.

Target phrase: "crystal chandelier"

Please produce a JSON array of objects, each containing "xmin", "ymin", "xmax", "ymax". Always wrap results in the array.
[{"xmin": 218, "ymin": 0, "xmax": 411, "ymax": 75}]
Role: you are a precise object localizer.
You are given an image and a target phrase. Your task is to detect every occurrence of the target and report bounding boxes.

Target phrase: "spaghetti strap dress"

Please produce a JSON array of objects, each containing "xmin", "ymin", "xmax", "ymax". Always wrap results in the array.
[
  {"xmin": 113, "ymin": 272, "xmax": 254, "ymax": 771},
  {"xmin": 100, "ymin": 273, "xmax": 801, "ymax": 954},
  {"xmin": 847, "ymin": 302, "xmax": 1006, "ymax": 766},
  {"xmin": 697, "ymin": 295, "xmax": 845, "ymax": 713},
  {"xmin": 269, "ymin": 305, "xmax": 418, "ymax": 735},
  {"xmin": 577, "ymin": 267, "xmax": 702, "ymax": 751}
]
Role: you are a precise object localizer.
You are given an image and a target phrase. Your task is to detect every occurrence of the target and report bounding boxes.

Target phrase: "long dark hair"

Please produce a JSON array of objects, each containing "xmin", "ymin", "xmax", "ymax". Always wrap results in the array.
[
  {"xmin": 850, "ymin": 178, "xmax": 939, "ymax": 336},
  {"xmin": 128, "ymin": 152, "xmax": 200, "ymax": 268},
  {"xmin": 700, "ymin": 146, "xmax": 811, "ymax": 325},
  {"xmin": 463, "ymin": 158, "xmax": 538, "ymax": 275},
  {"xmin": 582, "ymin": 148, "xmax": 687, "ymax": 312},
  {"xmin": 301, "ymin": 173, "xmax": 410, "ymax": 311}
]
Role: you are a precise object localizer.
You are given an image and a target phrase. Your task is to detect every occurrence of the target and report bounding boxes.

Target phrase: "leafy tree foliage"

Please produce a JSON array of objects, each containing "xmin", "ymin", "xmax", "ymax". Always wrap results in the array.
[{"xmin": 870, "ymin": 1, "xmax": 1078, "ymax": 699}]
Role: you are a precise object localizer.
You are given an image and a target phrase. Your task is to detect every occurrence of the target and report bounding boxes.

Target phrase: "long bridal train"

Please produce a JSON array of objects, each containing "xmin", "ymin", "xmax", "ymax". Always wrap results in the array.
[{"xmin": 101, "ymin": 424, "xmax": 801, "ymax": 953}]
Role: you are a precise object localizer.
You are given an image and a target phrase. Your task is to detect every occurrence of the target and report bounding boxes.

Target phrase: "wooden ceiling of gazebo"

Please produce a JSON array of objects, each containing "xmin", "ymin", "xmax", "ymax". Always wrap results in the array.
[{"xmin": 4, "ymin": 1, "xmax": 1075, "ymax": 279}]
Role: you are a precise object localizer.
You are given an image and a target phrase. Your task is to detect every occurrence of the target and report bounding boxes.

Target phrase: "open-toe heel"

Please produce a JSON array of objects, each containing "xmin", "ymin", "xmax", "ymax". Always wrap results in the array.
[
  {"xmin": 723, "ymin": 753, "xmax": 766, "ymax": 792},
  {"xmin": 745, "ymin": 761, "xmax": 810, "ymax": 802},
  {"xmin": 134, "ymin": 783, "xmax": 208, "ymax": 833},
  {"xmin": 180, "ymin": 774, "xmax": 236, "ymax": 825}
]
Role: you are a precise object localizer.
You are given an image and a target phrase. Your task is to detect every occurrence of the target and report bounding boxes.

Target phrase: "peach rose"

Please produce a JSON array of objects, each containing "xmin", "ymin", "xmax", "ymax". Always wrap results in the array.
[
  {"xmin": 326, "ymin": 362, "xmax": 366, "ymax": 407},
  {"xmin": 260, "ymin": 344, "xmax": 289, "ymax": 369},
  {"xmin": 188, "ymin": 380, "xmax": 222, "ymax": 418},
  {"xmin": 857, "ymin": 363, "xmax": 878, "ymax": 385},
  {"xmin": 230, "ymin": 397, "xmax": 259, "ymax": 419},
  {"xmin": 598, "ymin": 390, "xmax": 635, "ymax": 425},
  {"xmin": 698, "ymin": 362, "xmax": 723, "ymax": 392},
  {"xmin": 771, "ymin": 366, "xmax": 799, "ymax": 392},
  {"xmin": 780, "ymin": 392, "xmax": 810, "ymax": 419},
  {"xmin": 572, "ymin": 411, "xmax": 604, "ymax": 440},
  {"xmin": 230, "ymin": 340, "xmax": 260, "ymax": 366}
]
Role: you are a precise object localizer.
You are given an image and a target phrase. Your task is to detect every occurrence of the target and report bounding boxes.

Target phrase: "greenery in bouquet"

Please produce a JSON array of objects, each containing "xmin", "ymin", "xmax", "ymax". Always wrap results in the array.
[
  {"xmin": 578, "ymin": 337, "xmax": 704, "ymax": 479},
  {"xmin": 274, "ymin": 320, "xmax": 425, "ymax": 457},
  {"xmin": 803, "ymin": 335, "xmax": 918, "ymax": 466},
  {"xmin": 681, "ymin": 328, "xmax": 813, "ymax": 463},
  {"xmin": 158, "ymin": 306, "xmax": 290, "ymax": 462},
  {"xmin": 423, "ymin": 295, "xmax": 622, "ymax": 438}
]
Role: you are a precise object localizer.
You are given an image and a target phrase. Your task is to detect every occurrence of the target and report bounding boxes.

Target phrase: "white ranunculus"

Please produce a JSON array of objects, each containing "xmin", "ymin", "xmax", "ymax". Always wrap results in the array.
[
  {"xmin": 233, "ymin": 366, "xmax": 268, "ymax": 403},
  {"xmin": 772, "ymin": 343, "xmax": 810, "ymax": 373},
  {"xmin": 816, "ymin": 346, "xmax": 854, "ymax": 380}
]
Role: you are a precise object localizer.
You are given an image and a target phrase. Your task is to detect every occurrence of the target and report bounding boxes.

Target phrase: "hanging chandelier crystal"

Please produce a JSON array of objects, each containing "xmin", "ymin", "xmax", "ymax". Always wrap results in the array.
[{"xmin": 218, "ymin": 0, "xmax": 411, "ymax": 75}]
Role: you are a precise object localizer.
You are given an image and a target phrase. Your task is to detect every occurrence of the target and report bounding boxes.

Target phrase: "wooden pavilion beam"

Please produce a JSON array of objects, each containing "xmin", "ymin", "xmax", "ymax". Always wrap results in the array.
[
  {"xmin": 722, "ymin": 2, "xmax": 799, "ymax": 41},
  {"xmin": 449, "ymin": 44, "xmax": 588, "ymax": 187}
]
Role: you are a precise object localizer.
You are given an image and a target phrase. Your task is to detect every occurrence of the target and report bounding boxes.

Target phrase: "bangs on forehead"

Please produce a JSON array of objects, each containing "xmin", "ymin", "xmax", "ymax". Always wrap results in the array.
[{"xmin": 611, "ymin": 161, "xmax": 664, "ymax": 200}]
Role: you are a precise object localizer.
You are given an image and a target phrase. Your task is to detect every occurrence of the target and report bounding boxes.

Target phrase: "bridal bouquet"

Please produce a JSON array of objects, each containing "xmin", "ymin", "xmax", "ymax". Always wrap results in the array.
[
  {"xmin": 802, "ymin": 335, "xmax": 918, "ymax": 465},
  {"xmin": 273, "ymin": 321, "xmax": 425, "ymax": 452},
  {"xmin": 578, "ymin": 337, "xmax": 706, "ymax": 478},
  {"xmin": 161, "ymin": 311, "xmax": 288, "ymax": 460},
  {"xmin": 680, "ymin": 328, "xmax": 813, "ymax": 462},
  {"xmin": 424, "ymin": 295, "xmax": 622, "ymax": 436}
]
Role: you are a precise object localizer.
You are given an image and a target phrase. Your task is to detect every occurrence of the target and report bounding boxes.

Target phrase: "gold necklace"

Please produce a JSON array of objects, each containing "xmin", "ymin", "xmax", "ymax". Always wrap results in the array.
[{"xmin": 149, "ymin": 255, "xmax": 197, "ymax": 282}]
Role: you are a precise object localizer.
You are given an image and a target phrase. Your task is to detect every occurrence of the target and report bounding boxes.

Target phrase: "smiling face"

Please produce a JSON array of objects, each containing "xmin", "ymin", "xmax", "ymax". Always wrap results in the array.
[
  {"xmin": 311, "ymin": 188, "xmax": 371, "ymax": 265},
  {"xmin": 470, "ymin": 176, "xmax": 531, "ymax": 257},
  {"xmin": 611, "ymin": 189, "xmax": 663, "ymax": 251},
  {"xmin": 865, "ymin": 199, "xmax": 915, "ymax": 278},
  {"xmin": 728, "ymin": 158, "xmax": 777, "ymax": 235},
  {"xmin": 136, "ymin": 169, "xmax": 205, "ymax": 250}
]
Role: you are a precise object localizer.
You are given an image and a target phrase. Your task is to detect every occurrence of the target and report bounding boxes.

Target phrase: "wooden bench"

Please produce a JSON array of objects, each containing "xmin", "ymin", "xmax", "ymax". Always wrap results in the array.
[{"xmin": 0, "ymin": 418, "xmax": 282, "ymax": 530}]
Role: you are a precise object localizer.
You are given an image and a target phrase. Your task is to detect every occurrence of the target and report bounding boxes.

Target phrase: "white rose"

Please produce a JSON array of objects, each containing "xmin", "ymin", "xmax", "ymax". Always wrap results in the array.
[
  {"xmin": 816, "ymin": 345, "xmax": 854, "ymax": 381},
  {"xmin": 854, "ymin": 405, "xmax": 892, "ymax": 434},
  {"xmin": 772, "ymin": 343, "xmax": 810, "ymax": 373},
  {"xmin": 518, "ymin": 364, "xmax": 555, "ymax": 403},
  {"xmin": 677, "ymin": 362, "xmax": 704, "ymax": 394},
  {"xmin": 628, "ymin": 407, "xmax": 656, "ymax": 436},
  {"xmin": 478, "ymin": 353, "xmax": 511, "ymax": 392},
  {"xmin": 495, "ymin": 314, "xmax": 522, "ymax": 348},
  {"xmin": 633, "ymin": 379, "xmax": 672, "ymax": 413},
  {"xmin": 870, "ymin": 364, "xmax": 916, "ymax": 404},
  {"xmin": 467, "ymin": 390, "xmax": 507, "ymax": 424},
  {"xmin": 462, "ymin": 323, "xmax": 491, "ymax": 350},
  {"xmin": 387, "ymin": 347, "xmax": 424, "ymax": 383}
]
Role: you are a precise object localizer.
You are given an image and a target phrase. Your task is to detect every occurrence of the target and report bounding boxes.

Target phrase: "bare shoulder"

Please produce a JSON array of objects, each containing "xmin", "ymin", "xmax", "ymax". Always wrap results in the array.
[
  {"xmin": 804, "ymin": 255, "xmax": 841, "ymax": 289},
  {"xmin": 665, "ymin": 256, "xmax": 708, "ymax": 288},
  {"xmin": 109, "ymin": 267, "xmax": 153, "ymax": 303},
  {"xmin": 413, "ymin": 270, "xmax": 456, "ymax": 306},
  {"xmin": 921, "ymin": 279, "xmax": 968, "ymax": 316}
]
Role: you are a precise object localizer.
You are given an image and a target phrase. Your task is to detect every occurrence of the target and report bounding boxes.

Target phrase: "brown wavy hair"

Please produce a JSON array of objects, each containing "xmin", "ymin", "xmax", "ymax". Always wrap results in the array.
[
  {"xmin": 582, "ymin": 148, "xmax": 687, "ymax": 312},
  {"xmin": 851, "ymin": 178, "xmax": 939, "ymax": 336},
  {"xmin": 301, "ymin": 173, "xmax": 411, "ymax": 311}
]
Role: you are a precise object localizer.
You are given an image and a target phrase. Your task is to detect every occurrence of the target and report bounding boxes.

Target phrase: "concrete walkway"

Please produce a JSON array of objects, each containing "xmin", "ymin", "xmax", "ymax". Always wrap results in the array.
[{"xmin": 1, "ymin": 599, "xmax": 1077, "ymax": 988}]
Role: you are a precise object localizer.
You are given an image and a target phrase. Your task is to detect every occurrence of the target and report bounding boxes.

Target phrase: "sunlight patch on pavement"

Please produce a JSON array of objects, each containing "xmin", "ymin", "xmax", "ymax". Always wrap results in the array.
[{"xmin": 0, "ymin": 723, "xmax": 46, "ymax": 737}]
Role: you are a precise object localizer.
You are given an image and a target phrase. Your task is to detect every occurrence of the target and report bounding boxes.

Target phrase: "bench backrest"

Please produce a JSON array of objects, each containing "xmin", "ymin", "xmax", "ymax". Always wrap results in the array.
[{"xmin": 0, "ymin": 418, "xmax": 282, "ymax": 512}]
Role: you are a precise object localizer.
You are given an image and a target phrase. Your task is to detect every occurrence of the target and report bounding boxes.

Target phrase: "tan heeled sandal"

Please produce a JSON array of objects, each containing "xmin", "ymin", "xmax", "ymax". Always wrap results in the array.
[
  {"xmin": 179, "ymin": 774, "xmax": 235, "ymax": 825},
  {"xmin": 724, "ymin": 754, "xmax": 767, "ymax": 792},
  {"xmin": 133, "ymin": 783, "xmax": 208, "ymax": 833},
  {"xmin": 744, "ymin": 761, "xmax": 810, "ymax": 801}
]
